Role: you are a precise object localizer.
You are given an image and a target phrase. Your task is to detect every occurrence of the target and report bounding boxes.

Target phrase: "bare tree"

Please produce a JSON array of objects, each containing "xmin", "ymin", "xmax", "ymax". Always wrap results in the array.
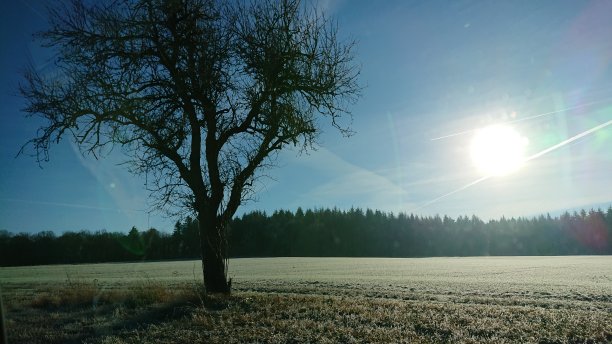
[{"xmin": 19, "ymin": 0, "xmax": 360, "ymax": 293}]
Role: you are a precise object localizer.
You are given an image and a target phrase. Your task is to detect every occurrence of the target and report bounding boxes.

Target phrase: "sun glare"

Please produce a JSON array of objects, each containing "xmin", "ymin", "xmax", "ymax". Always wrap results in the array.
[{"xmin": 470, "ymin": 125, "xmax": 528, "ymax": 177}]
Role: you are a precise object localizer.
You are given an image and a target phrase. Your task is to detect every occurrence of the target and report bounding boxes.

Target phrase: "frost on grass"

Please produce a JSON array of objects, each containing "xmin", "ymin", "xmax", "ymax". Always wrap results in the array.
[
  {"xmin": 75, "ymin": 293, "xmax": 611, "ymax": 344},
  {"xmin": 1, "ymin": 257, "xmax": 611, "ymax": 343}
]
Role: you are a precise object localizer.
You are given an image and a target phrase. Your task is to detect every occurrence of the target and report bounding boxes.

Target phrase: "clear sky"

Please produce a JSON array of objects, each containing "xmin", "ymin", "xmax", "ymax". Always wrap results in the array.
[{"xmin": 1, "ymin": 0, "xmax": 611, "ymax": 234}]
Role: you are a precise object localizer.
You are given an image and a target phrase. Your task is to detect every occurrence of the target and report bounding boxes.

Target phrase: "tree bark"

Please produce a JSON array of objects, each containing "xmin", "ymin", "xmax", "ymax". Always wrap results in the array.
[{"xmin": 198, "ymin": 211, "xmax": 230, "ymax": 294}]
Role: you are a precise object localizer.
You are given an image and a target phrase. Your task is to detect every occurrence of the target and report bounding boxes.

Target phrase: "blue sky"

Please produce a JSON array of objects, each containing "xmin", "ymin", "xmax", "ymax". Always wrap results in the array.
[{"xmin": 1, "ymin": 0, "xmax": 611, "ymax": 234}]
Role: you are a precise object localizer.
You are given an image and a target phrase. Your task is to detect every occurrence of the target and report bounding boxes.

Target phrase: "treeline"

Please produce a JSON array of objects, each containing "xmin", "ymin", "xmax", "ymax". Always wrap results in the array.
[
  {"xmin": 1, "ymin": 207, "xmax": 611, "ymax": 266},
  {"xmin": 0, "ymin": 222, "xmax": 200, "ymax": 266},
  {"xmin": 230, "ymin": 207, "xmax": 612, "ymax": 257}
]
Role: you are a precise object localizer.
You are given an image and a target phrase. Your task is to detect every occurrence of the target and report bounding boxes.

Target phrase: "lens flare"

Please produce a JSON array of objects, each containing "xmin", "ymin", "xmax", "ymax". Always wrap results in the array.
[{"xmin": 412, "ymin": 119, "xmax": 611, "ymax": 212}]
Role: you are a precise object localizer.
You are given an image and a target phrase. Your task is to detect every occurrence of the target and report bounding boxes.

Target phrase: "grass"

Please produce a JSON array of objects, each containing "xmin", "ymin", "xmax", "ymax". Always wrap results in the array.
[
  {"xmin": 1, "ymin": 257, "xmax": 611, "ymax": 343},
  {"xmin": 28, "ymin": 275, "xmax": 180, "ymax": 309}
]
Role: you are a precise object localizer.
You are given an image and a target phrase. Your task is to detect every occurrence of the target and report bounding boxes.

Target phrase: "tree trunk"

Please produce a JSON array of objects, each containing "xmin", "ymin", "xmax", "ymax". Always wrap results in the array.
[{"xmin": 198, "ymin": 211, "xmax": 230, "ymax": 294}]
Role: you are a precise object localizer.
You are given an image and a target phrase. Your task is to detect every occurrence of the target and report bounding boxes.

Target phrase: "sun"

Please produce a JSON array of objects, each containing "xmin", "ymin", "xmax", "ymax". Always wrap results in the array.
[{"xmin": 470, "ymin": 124, "xmax": 528, "ymax": 177}]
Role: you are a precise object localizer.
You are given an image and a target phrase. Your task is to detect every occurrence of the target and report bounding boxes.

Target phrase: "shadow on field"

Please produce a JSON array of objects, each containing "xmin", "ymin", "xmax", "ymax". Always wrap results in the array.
[
  {"xmin": 5, "ymin": 288, "xmax": 612, "ymax": 344},
  {"xmin": 6, "ymin": 301, "xmax": 191, "ymax": 344},
  {"xmin": 4, "ymin": 284, "xmax": 233, "ymax": 344}
]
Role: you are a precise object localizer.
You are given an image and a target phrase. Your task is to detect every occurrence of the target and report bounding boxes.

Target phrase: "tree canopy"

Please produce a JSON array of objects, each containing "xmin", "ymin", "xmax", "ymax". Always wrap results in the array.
[{"xmin": 20, "ymin": 0, "xmax": 360, "ymax": 292}]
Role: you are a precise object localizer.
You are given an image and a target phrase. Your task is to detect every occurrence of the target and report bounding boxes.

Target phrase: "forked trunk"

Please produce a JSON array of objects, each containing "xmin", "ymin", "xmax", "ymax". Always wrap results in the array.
[{"xmin": 198, "ymin": 211, "xmax": 230, "ymax": 294}]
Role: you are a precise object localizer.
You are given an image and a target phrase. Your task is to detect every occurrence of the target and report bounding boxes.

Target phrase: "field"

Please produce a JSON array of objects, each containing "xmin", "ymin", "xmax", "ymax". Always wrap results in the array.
[{"xmin": 1, "ymin": 256, "xmax": 611, "ymax": 343}]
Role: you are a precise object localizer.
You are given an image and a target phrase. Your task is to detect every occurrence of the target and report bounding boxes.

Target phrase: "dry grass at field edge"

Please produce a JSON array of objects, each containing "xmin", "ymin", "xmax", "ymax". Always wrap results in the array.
[{"xmin": 3, "ymin": 281, "xmax": 611, "ymax": 344}]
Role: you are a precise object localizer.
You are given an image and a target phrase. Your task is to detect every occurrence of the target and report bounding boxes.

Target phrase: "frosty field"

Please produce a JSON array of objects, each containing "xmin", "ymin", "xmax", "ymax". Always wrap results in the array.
[{"xmin": 1, "ymin": 256, "xmax": 611, "ymax": 343}]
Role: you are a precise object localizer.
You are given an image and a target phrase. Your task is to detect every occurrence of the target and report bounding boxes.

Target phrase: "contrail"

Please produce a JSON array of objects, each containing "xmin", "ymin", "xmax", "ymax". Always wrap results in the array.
[
  {"xmin": 410, "ymin": 176, "xmax": 489, "ymax": 212},
  {"xmin": 18, "ymin": 0, "xmax": 46, "ymax": 20},
  {"xmin": 0, "ymin": 198, "xmax": 145, "ymax": 213},
  {"xmin": 431, "ymin": 97, "xmax": 612, "ymax": 141},
  {"xmin": 525, "ymin": 119, "xmax": 612, "ymax": 162},
  {"xmin": 414, "ymin": 118, "xmax": 612, "ymax": 211}
]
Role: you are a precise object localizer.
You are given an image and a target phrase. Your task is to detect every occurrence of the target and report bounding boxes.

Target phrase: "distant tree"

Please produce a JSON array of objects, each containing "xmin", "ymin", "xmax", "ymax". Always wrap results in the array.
[
  {"xmin": 172, "ymin": 220, "xmax": 186, "ymax": 257},
  {"xmin": 32, "ymin": 231, "xmax": 57, "ymax": 263},
  {"xmin": 0, "ymin": 231, "xmax": 11, "ymax": 265},
  {"xmin": 606, "ymin": 207, "xmax": 612, "ymax": 249},
  {"xmin": 20, "ymin": 0, "xmax": 360, "ymax": 292},
  {"xmin": 142, "ymin": 228, "xmax": 162, "ymax": 259},
  {"xmin": 119, "ymin": 226, "xmax": 145, "ymax": 259}
]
